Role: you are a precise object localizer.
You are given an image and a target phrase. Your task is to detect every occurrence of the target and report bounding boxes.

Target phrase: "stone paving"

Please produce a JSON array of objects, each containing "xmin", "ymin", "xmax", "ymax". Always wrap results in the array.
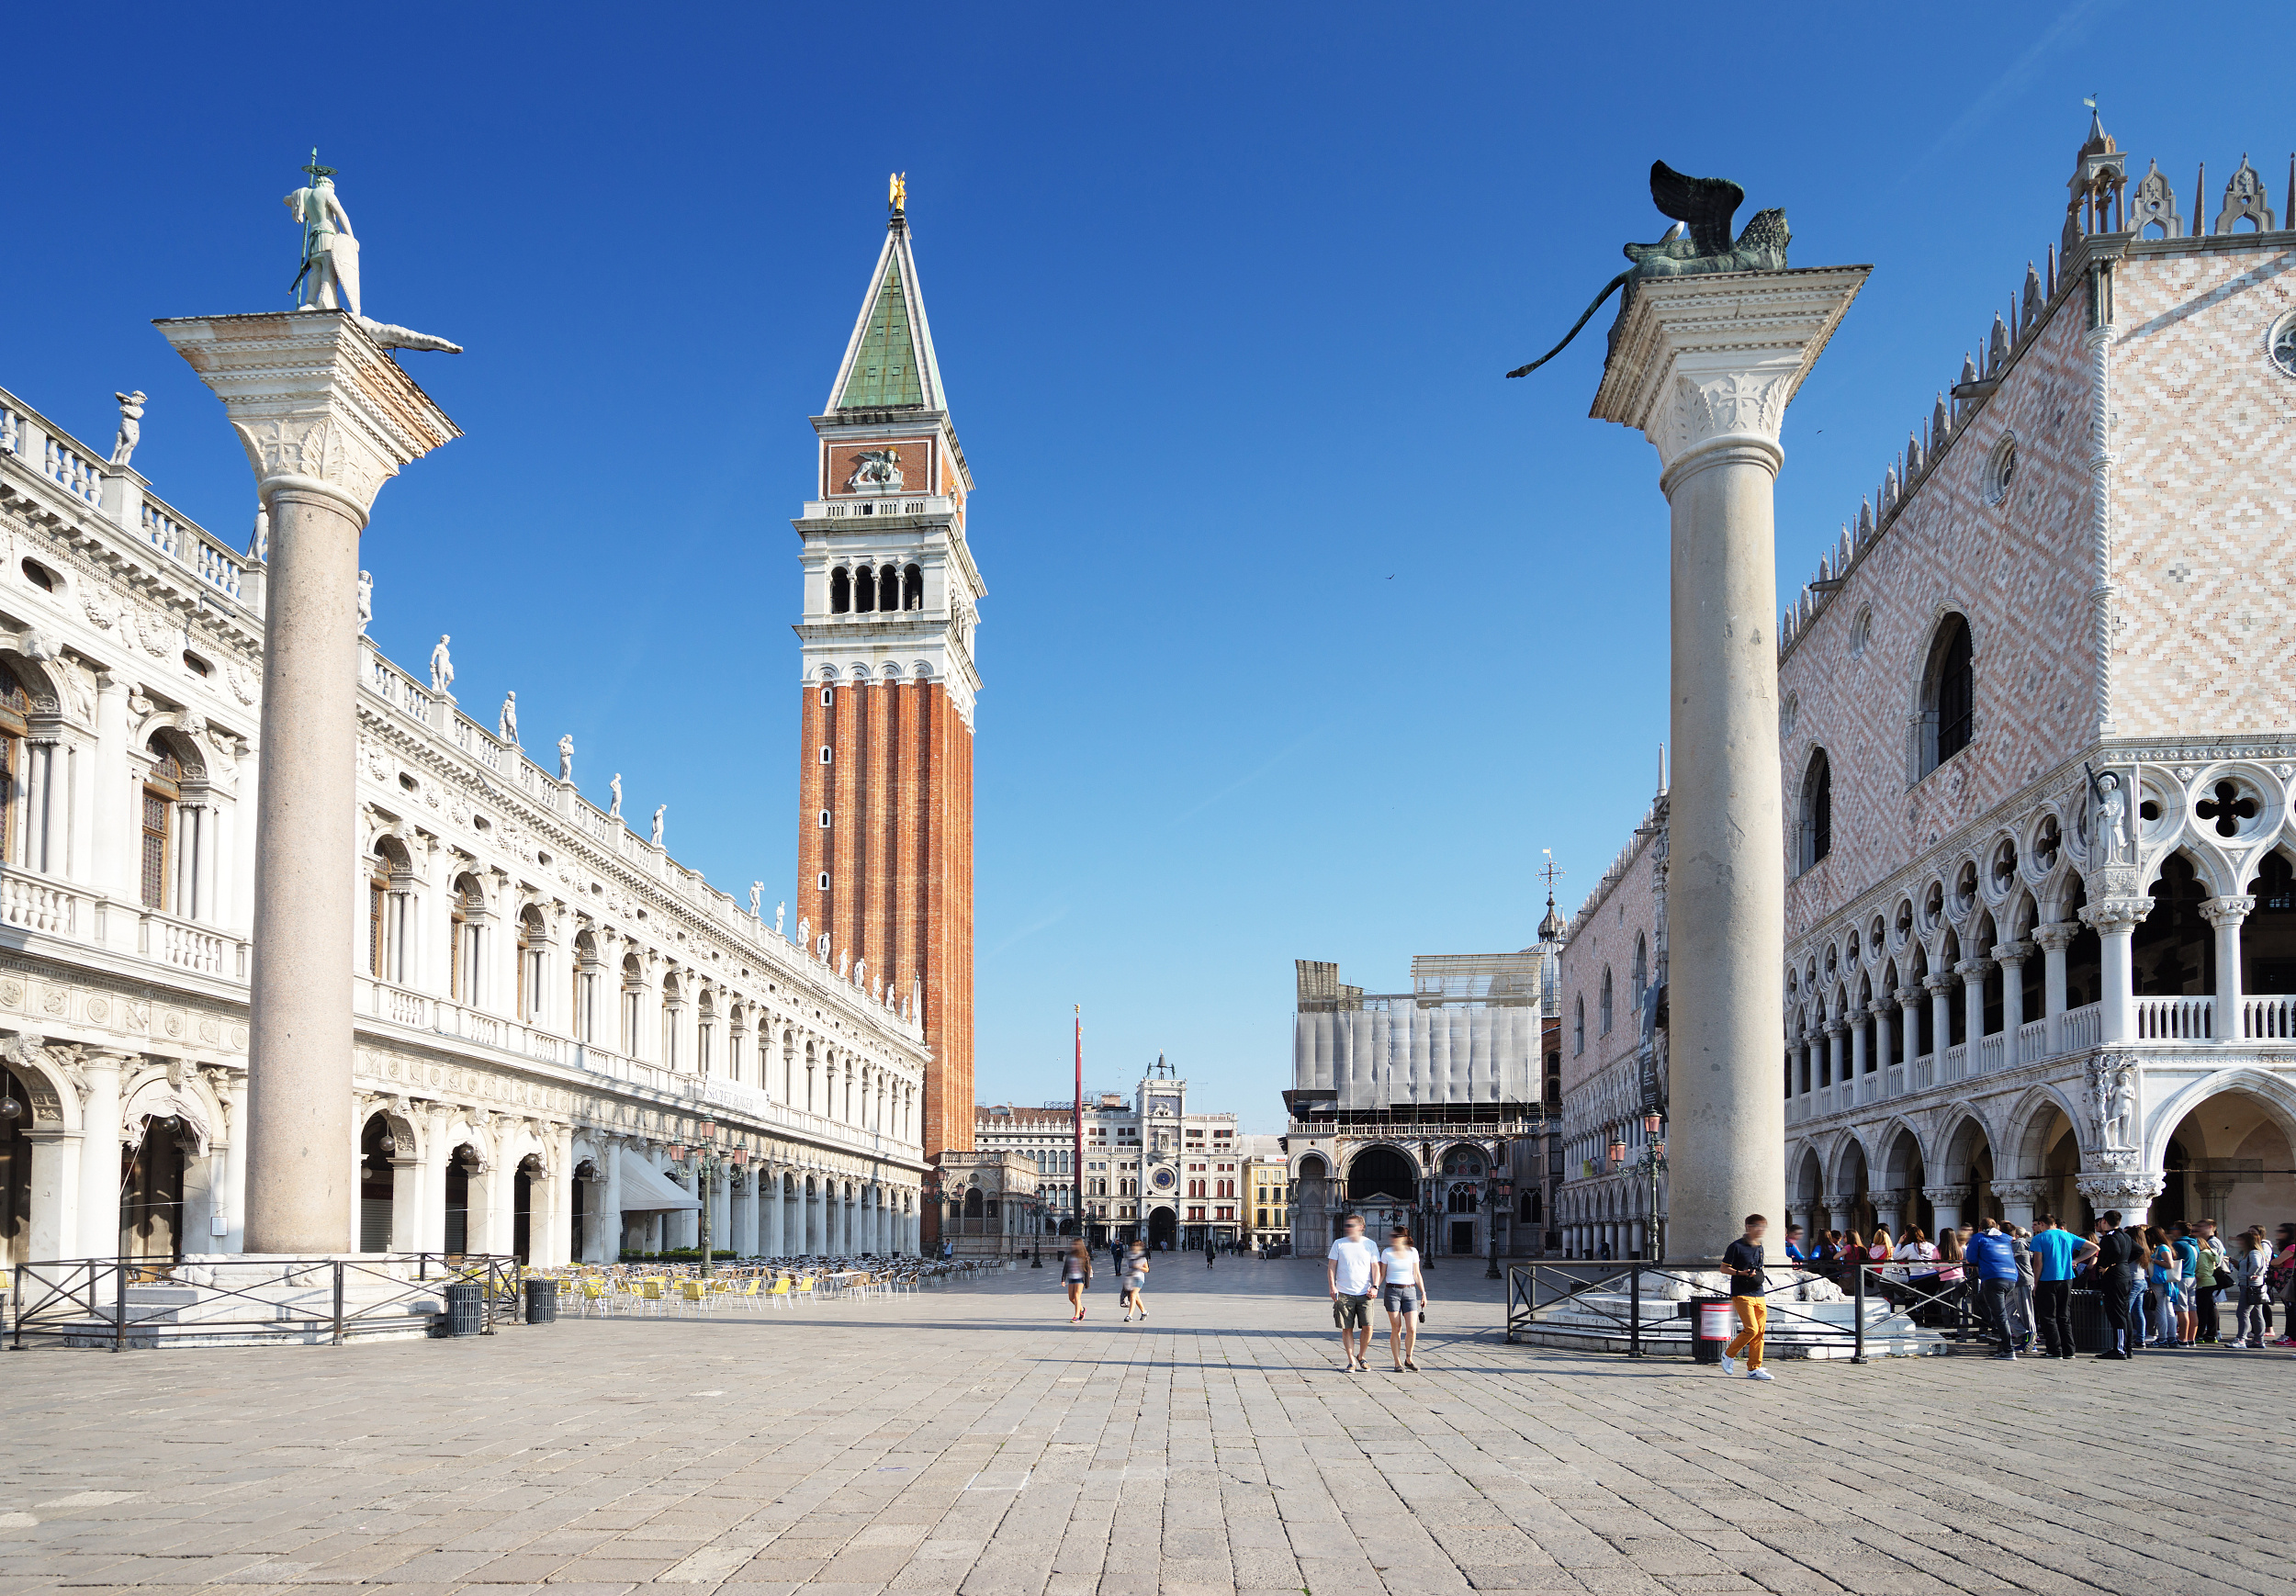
[{"xmin": 4, "ymin": 1256, "xmax": 2291, "ymax": 1596}]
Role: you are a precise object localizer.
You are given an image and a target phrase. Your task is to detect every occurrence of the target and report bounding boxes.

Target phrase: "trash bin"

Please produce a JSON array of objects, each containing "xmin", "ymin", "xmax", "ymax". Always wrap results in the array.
[
  {"xmin": 524, "ymin": 1277, "xmax": 558, "ymax": 1325},
  {"xmin": 2070, "ymin": 1288, "xmax": 2112, "ymax": 1354},
  {"xmin": 1692, "ymin": 1297, "xmax": 1733, "ymax": 1365},
  {"xmin": 445, "ymin": 1281, "xmax": 485, "ymax": 1337}
]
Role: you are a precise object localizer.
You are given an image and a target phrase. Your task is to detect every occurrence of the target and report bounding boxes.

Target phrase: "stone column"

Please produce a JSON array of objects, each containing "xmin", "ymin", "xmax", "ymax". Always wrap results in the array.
[
  {"xmin": 1994, "ymin": 941, "xmax": 2032, "ymax": 1067},
  {"xmin": 2200, "ymin": 896, "xmax": 2252, "ymax": 1043},
  {"xmin": 219, "ymin": 1069, "xmax": 248, "ymax": 1253},
  {"xmin": 1896, "ymin": 985, "xmax": 1924, "ymax": 1069},
  {"xmin": 90, "ymin": 674, "xmax": 134, "ymax": 927},
  {"xmin": 1588, "ymin": 264, "xmax": 1868, "ymax": 1260},
  {"xmin": 1925, "ymin": 974, "xmax": 1955, "ymax": 1067},
  {"xmin": 24, "ymin": 1130, "xmax": 79, "ymax": 1262},
  {"xmin": 766, "ymin": 1167, "xmax": 785, "ymax": 1256},
  {"xmin": 73, "ymin": 1051, "xmax": 129, "ymax": 1257},
  {"xmin": 157, "ymin": 311, "xmax": 456, "ymax": 1254},
  {"xmin": 419, "ymin": 1107, "xmax": 452, "ymax": 1254},
  {"xmin": 1848, "ymin": 1012, "xmax": 1867, "ymax": 1079},
  {"xmin": 388, "ymin": 1153, "xmax": 423, "ymax": 1252},
  {"xmin": 1924, "ymin": 1185, "xmax": 1964, "ymax": 1238},
  {"xmin": 1870, "ymin": 1187, "xmax": 1906, "ymax": 1240},
  {"xmin": 1992, "ymin": 1179, "xmax": 2043, "ymax": 1231},
  {"xmin": 1870, "ymin": 1001, "xmax": 1893, "ymax": 1077},
  {"xmin": 2083, "ymin": 899, "xmax": 2150, "ymax": 1044},
  {"xmin": 1958, "ymin": 959, "xmax": 1992, "ymax": 1062},
  {"xmin": 1826, "ymin": 1022, "xmax": 1846, "ymax": 1094},
  {"xmin": 1820, "ymin": 1190, "xmax": 1860, "ymax": 1238},
  {"xmin": 595, "ymin": 1140, "xmax": 621, "ymax": 1263},
  {"xmin": 2034, "ymin": 924, "xmax": 2076, "ymax": 1052},
  {"xmin": 2076, "ymin": 1171, "xmax": 2164, "ymax": 1229}
]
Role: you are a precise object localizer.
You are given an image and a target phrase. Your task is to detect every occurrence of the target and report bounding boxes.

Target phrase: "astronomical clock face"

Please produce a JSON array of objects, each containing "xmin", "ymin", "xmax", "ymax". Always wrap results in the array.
[{"xmin": 1149, "ymin": 1166, "xmax": 1177, "ymax": 1193}]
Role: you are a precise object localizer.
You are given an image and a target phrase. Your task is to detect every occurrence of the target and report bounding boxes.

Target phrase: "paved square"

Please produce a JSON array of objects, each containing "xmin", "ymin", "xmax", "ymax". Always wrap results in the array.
[{"xmin": 4, "ymin": 1259, "xmax": 2290, "ymax": 1596}]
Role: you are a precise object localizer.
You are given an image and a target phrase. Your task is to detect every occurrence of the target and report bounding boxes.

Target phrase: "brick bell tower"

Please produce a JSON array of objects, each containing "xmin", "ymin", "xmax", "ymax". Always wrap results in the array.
[{"xmin": 794, "ymin": 181, "xmax": 983, "ymax": 1227}]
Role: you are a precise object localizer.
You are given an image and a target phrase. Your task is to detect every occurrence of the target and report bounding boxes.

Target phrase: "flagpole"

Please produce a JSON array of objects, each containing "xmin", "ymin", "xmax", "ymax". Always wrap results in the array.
[{"xmin": 1074, "ymin": 1006, "xmax": 1085, "ymax": 1245}]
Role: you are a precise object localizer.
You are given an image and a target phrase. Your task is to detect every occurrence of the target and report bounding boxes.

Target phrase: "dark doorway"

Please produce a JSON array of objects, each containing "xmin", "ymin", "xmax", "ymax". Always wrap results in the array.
[
  {"xmin": 1148, "ymin": 1207, "xmax": 1176, "ymax": 1249},
  {"xmin": 572, "ymin": 1162, "xmax": 592, "ymax": 1259},
  {"xmin": 512, "ymin": 1157, "xmax": 539, "ymax": 1264},
  {"xmin": 120, "ymin": 1118, "xmax": 186, "ymax": 1263},
  {"xmin": 358, "ymin": 1115, "xmax": 394, "ymax": 1253},
  {"xmin": 1449, "ymin": 1219, "xmax": 1476, "ymax": 1255},
  {"xmin": 1346, "ymin": 1146, "xmax": 1418, "ymax": 1203},
  {"xmin": 445, "ymin": 1146, "xmax": 476, "ymax": 1254},
  {"xmin": 1, "ymin": 1066, "xmax": 31, "ymax": 1267}
]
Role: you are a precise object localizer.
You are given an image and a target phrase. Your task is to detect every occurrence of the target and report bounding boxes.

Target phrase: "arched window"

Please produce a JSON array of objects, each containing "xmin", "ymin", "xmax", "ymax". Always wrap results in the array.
[
  {"xmin": 902, "ymin": 564, "xmax": 923, "ymax": 610},
  {"xmin": 695, "ymin": 990, "xmax": 715, "ymax": 1076},
  {"xmin": 1800, "ymin": 747, "xmax": 1833, "ymax": 871},
  {"xmin": 1630, "ymin": 934, "xmax": 1649, "ymax": 1013},
  {"xmin": 660, "ymin": 972, "xmax": 683, "ymax": 1070},
  {"xmin": 1573, "ymin": 994, "xmax": 1585, "ymax": 1056},
  {"xmin": 572, "ymin": 931, "xmax": 601, "ymax": 1042},
  {"xmin": 829, "ymin": 567, "xmax": 850, "ymax": 613},
  {"xmin": 1919, "ymin": 614, "xmax": 1975, "ymax": 775},
  {"xmin": 1599, "ymin": 968, "xmax": 1614, "ymax": 1035},
  {"xmin": 855, "ymin": 565, "xmax": 877, "ymax": 613},
  {"xmin": 516, "ymin": 907, "xmax": 547, "ymax": 1022},
  {"xmin": 370, "ymin": 839, "xmax": 413, "ymax": 984},
  {"xmin": 449, "ymin": 874, "xmax": 485, "ymax": 1005},
  {"xmin": 0, "ymin": 663, "xmax": 26, "ymax": 865},
  {"xmin": 141, "ymin": 737, "xmax": 185, "ymax": 910},
  {"xmin": 620, "ymin": 954, "xmax": 645, "ymax": 1055}
]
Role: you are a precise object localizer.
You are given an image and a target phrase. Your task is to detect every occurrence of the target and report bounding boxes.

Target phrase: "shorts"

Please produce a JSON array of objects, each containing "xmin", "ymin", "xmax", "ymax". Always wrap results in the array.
[
  {"xmin": 1334, "ymin": 1293, "xmax": 1372, "ymax": 1330},
  {"xmin": 1123, "ymin": 1272, "xmax": 1145, "ymax": 1292},
  {"xmin": 1381, "ymin": 1284, "xmax": 1422, "ymax": 1315}
]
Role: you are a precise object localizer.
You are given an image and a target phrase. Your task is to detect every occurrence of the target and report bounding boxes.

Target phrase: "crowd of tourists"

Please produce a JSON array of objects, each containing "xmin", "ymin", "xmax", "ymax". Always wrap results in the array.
[{"xmin": 1783, "ymin": 1214, "xmax": 2296, "ymax": 1359}]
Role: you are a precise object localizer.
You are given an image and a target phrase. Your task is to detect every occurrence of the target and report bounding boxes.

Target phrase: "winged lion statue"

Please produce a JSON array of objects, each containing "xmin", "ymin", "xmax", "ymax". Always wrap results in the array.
[{"xmin": 1506, "ymin": 162, "xmax": 1791, "ymax": 379}]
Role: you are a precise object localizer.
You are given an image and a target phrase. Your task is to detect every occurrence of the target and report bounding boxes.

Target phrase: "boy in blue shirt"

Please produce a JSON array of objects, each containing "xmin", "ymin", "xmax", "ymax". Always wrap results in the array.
[{"xmin": 2028, "ymin": 1215, "xmax": 2097, "ymax": 1359}]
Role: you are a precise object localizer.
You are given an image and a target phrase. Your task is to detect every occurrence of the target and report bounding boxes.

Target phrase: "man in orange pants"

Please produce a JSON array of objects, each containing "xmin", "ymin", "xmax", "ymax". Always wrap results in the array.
[{"xmin": 1720, "ymin": 1214, "xmax": 1774, "ymax": 1382}]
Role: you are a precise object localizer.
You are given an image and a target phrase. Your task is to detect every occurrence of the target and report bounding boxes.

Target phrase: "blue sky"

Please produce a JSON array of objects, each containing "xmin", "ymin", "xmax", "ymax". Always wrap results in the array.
[{"xmin": 5, "ymin": 1, "xmax": 2276, "ymax": 1123}]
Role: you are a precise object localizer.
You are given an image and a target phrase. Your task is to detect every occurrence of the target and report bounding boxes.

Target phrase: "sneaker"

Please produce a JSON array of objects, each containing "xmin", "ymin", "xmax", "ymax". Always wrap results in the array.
[
  {"xmin": 1719, "ymin": 1354, "xmax": 1737, "ymax": 1375},
  {"xmin": 1747, "ymin": 1368, "xmax": 1773, "ymax": 1381}
]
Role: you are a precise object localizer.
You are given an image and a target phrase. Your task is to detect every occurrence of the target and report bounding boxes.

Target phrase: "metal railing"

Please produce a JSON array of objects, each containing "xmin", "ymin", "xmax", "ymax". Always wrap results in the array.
[
  {"xmin": 1505, "ymin": 1258, "xmax": 1982, "ymax": 1362},
  {"xmin": 6, "ymin": 1253, "xmax": 520, "ymax": 1351}
]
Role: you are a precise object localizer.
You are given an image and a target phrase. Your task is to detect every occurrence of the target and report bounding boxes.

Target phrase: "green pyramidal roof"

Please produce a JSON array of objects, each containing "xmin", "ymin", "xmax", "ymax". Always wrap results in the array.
[{"xmin": 836, "ymin": 257, "xmax": 924, "ymax": 409}]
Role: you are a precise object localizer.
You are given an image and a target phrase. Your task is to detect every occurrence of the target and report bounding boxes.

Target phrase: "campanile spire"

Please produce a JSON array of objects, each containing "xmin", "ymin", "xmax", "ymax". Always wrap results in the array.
[{"xmin": 793, "ymin": 192, "xmax": 983, "ymax": 1224}]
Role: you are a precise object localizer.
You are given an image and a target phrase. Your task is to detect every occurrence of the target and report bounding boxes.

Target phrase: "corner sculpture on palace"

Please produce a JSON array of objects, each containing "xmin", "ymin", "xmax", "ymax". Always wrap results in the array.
[{"xmin": 110, "ymin": 390, "xmax": 146, "ymax": 467}]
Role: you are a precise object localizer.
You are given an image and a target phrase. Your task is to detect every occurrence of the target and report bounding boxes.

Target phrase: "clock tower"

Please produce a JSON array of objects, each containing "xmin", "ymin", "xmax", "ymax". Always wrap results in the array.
[{"xmin": 793, "ymin": 186, "xmax": 984, "ymax": 1197}]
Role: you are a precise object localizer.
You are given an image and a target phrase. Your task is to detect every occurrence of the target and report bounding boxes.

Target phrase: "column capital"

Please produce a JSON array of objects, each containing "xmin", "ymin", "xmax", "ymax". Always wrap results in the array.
[
  {"xmin": 1990, "ymin": 1179, "xmax": 2045, "ymax": 1203},
  {"xmin": 1592, "ymin": 265, "xmax": 1872, "ymax": 481},
  {"xmin": 2080, "ymin": 897, "xmax": 2152, "ymax": 934},
  {"xmin": 1824, "ymin": 1018, "xmax": 1848, "ymax": 1039},
  {"xmin": 2032, "ymin": 922, "xmax": 2081, "ymax": 951},
  {"xmin": 1896, "ymin": 985, "xmax": 1925, "ymax": 1006},
  {"xmin": 1991, "ymin": 940, "xmax": 2035, "ymax": 966},
  {"xmin": 1921, "ymin": 1185, "xmax": 1964, "ymax": 1207},
  {"xmin": 1923, "ymin": 973, "xmax": 1956, "ymax": 996},
  {"xmin": 1818, "ymin": 1190, "xmax": 1859, "ymax": 1213},
  {"xmin": 153, "ymin": 310, "xmax": 458, "ymax": 527},
  {"xmin": 1954, "ymin": 957, "xmax": 1995, "ymax": 981},
  {"xmin": 2074, "ymin": 1171, "xmax": 2163, "ymax": 1214},
  {"xmin": 2200, "ymin": 895, "xmax": 2257, "ymax": 927}
]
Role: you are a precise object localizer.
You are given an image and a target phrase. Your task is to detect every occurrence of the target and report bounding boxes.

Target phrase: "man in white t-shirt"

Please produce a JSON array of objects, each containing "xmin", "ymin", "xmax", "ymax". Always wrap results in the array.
[{"xmin": 1326, "ymin": 1214, "xmax": 1382, "ymax": 1373}]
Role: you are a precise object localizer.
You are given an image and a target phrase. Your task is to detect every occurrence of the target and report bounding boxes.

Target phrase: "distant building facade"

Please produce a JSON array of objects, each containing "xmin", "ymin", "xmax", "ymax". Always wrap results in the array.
[
  {"xmin": 1239, "ymin": 1133, "xmax": 1289, "ymax": 1252},
  {"xmin": 974, "ymin": 1101, "xmax": 1077, "ymax": 1239},
  {"xmin": 1285, "ymin": 940, "xmax": 1559, "ymax": 1261},
  {"xmin": 1075, "ymin": 1059, "xmax": 1241, "ymax": 1248}
]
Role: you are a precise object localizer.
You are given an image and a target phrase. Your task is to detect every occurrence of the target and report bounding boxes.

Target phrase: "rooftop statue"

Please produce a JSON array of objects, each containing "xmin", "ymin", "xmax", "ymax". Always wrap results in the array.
[
  {"xmin": 1506, "ymin": 162, "xmax": 1792, "ymax": 380},
  {"xmin": 284, "ymin": 151, "xmax": 464, "ymax": 355}
]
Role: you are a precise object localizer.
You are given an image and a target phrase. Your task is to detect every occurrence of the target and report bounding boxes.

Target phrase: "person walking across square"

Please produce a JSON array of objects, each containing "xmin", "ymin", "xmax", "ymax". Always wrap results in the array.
[
  {"xmin": 1719, "ymin": 1215, "xmax": 1773, "ymax": 1382},
  {"xmin": 1326, "ymin": 1214, "xmax": 1380, "ymax": 1374},
  {"xmin": 1379, "ymin": 1225, "xmax": 1426, "ymax": 1371}
]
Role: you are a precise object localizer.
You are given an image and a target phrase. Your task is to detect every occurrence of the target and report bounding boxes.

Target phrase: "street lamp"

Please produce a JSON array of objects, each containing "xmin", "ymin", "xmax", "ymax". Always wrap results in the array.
[
  {"xmin": 1485, "ymin": 1158, "xmax": 1508, "ymax": 1280},
  {"xmin": 1029, "ymin": 1197, "xmax": 1045, "ymax": 1266},
  {"xmin": 667, "ymin": 1118, "xmax": 747, "ymax": 1278},
  {"xmin": 1611, "ymin": 1111, "xmax": 1669, "ymax": 1264}
]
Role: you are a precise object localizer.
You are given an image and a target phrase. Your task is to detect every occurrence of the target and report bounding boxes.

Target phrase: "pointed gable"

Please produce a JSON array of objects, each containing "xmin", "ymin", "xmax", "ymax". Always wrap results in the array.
[{"xmin": 828, "ymin": 219, "xmax": 949, "ymax": 413}]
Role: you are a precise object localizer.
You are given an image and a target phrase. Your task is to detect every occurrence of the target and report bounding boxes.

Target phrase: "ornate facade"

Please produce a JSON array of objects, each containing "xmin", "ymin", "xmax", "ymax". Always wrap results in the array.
[
  {"xmin": 1779, "ymin": 121, "xmax": 2295, "ymax": 1243},
  {"xmin": 0, "ymin": 345, "xmax": 930, "ymax": 1269}
]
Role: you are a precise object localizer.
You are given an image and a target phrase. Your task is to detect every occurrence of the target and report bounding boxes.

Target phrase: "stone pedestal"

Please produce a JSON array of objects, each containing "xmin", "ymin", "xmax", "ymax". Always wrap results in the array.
[
  {"xmin": 154, "ymin": 311, "xmax": 457, "ymax": 1255},
  {"xmin": 1592, "ymin": 266, "xmax": 1868, "ymax": 1263}
]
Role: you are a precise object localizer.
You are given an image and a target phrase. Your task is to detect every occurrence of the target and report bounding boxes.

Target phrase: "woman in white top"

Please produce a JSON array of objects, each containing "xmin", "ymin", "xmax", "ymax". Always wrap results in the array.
[{"xmin": 1379, "ymin": 1226, "xmax": 1428, "ymax": 1372}]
